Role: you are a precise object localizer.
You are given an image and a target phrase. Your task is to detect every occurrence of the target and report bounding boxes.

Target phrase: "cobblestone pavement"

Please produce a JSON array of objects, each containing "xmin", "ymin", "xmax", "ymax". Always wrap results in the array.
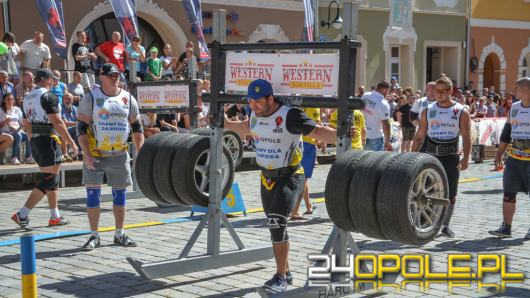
[{"xmin": 0, "ymin": 160, "xmax": 529, "ymax": 297}]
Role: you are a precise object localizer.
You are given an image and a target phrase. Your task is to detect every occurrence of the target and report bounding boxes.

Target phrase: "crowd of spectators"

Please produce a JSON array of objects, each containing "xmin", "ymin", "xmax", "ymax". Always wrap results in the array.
[{"xmin": 0, "ymin": 29, "xmax": 521, "ymax": 164}]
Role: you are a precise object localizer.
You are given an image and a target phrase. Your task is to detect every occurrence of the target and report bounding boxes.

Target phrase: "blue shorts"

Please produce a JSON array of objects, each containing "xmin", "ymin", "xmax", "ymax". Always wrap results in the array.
[
  {"xmin": 301, "ymin": 142, "xmax": 317, "ymax": 178},
  {"xmin": 365, "ymin": 137, "xmax": 384, "ymax": 151}
]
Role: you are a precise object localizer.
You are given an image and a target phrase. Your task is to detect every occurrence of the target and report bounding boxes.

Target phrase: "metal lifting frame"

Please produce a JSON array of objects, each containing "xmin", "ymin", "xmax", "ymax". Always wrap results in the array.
[{"xmin": 127, "ymin": 9, "xmax": 373, "ymax": 290}]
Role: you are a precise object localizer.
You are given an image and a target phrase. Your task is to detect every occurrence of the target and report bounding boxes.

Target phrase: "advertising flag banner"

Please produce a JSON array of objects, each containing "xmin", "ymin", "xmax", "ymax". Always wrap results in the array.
[
  {"xmin": 34, "ymin": 0, "xmax": 67, "ymax": 58},
  {"xmin": 110, "ymin": 0, "xmax": 139, "ymax": 46},
  {"xmin": 302, "ymin": 0, "xmax": 315, "ymax": 42},
  {"xmin": 182, "ymin": 0, "xmax": 210, "ymax": 60}
]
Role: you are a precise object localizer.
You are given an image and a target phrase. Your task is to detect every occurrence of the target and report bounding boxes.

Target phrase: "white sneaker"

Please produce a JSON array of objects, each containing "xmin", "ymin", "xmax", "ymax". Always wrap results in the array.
[
  {"xmin": 10, "ymin": 157, "xmax": 21, "ymax": 165},
  {"xmin": 25, "ymin": 157, "xmax": 36, "ymax": 164}
]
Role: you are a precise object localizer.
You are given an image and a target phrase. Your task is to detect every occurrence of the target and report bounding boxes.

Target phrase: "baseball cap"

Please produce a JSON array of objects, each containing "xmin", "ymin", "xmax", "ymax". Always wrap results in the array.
[
  {"xmin": 391, "ymin": 76, "xmax": 397, "ymax": 81},
  {"xmin": 100, "ymin": 63, "xmax": 120, "ymax": 76},
  {"xmin": 150, "ymin": 47, "xmax": 158, "ymax": 53},
  {"xmin": 35, "ymin": 69, "xmax": 59, "ymax": 82},
  {"xmin": 246, "ymin": 79, "xmax": 273, "ymax": 101}
]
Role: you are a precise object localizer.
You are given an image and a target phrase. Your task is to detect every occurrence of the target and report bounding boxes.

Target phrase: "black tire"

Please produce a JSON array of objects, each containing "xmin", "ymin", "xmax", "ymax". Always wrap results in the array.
[
  {"xmin": 135, "ymin": 132, "xmax": 175, "ymax": 205},
  {"xmin": 376, "ymin": 153, "xmax": 449, "ymax": 245},
  {"xmin": 349, "ymin": 152, "xmax": 399, "ymax": 240},
  {"xmin": 171, "ymin": 135, "xmax": 235, "ymax": 207},
  {"xmin": 325, "ymin": 150, "xmax": 372, "ymax": 232},
  {"xmin": 191, "ymin": 128, "xmax": 244, "ymax": 169},
  {"xmin": 152, "ymin": 134, "xmax": 196, "ymax": 205}
]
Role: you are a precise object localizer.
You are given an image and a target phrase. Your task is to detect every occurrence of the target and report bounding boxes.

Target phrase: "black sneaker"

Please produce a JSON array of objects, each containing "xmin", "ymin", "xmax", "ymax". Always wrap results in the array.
[
  {"xmin": 82, "ymin": 235, "xmax": 101, "ymax": 251},
  {"xmin": 11, "ymin": 212, "xmax": 29, "ymax": 229},
  {"xmin": 488, "ymin": 222, "xmax": 512, "ymax": 238},
  {"xmin": 263, "ymin": 273, "xmax": 288, "ymax": 293},
  {"xmin": 525, "ymin": 228, "xmax": 530, "ymax": 240},
  {"xmin": 114, "ymin": 235, "xmax": 137, "ymax": 247},
  {"xmin": 286, "ymin": 270, "xmax": 293, "ymax": 285},
  {"xmin": 440, "ymin": 226, "xmax": 455, "ymax": 238}
]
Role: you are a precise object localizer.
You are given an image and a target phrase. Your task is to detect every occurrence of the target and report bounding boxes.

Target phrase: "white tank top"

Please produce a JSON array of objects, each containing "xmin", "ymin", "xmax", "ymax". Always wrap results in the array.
[
  {"xmin": 507, "ymin": 101, "xmax": 530, "ymax": 160},
  {"xmin": 87, "ymin": 86, "xmax": 131, "ymax": 157},
  {"xmin": 426, "ymin": 101, "xmax": 464, "ymax": 141},
  {"xmin": 23, "ymin": 87, "xmax": 58, "ymax": 124},
  {"xmin": 250, "ymin": 105, "xmax": 303, "ymax": 169}
]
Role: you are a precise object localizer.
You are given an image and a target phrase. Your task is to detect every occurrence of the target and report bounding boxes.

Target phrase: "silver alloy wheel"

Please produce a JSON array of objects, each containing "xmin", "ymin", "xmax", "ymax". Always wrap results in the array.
[
  {"xmin": 408, "ymin": 168, "xmax": 445, "ymax": 233},
  {"xmin": 193, "ymin": 148, "xmax": 231, "ymax": 196},
  {"xmin": 223, "ymin": 133, "xmax": 241, "ymax": 165}
]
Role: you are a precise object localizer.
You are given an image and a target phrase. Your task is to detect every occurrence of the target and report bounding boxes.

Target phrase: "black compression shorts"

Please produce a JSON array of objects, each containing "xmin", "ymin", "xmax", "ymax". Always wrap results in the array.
[
  {"xmin": 260, "ymin": 172, "xmax": 305, "ymax": 218},
  {"xmin": 436, "ymin": 154, "xmax": 460, "ymax": 198},
  {"xmin": 31, "ymin": 136, "xmax": 62, "ymax": 167}
]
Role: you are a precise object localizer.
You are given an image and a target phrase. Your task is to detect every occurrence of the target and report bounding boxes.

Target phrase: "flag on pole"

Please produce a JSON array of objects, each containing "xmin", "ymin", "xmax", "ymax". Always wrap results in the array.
[
  {"xmin": 109, "ymin": 0, "xmax": 139, "ymax": 47},
  {"xmin": 182, "ymin": 0, "xmax": 210, "ymax": 61},
  {"xmin": 302, "ymin": 0, "xmax": 315, "ymax": 42},
  {"xmin": 34, "ymin": 0, "xmax": 67, "ymax": 58}
]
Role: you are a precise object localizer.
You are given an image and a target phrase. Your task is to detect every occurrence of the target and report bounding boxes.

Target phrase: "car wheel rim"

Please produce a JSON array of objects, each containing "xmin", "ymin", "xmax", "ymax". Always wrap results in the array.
[
  {"xmin": 223, "ymin": 134, "xmax": 240, "ymax": 163},
  {"xmin": 193, "ymin": 149, "xmax": 231, "ymax": 196},
  {"xmin": 408, "ymin": 168, "xmax": 445, "ymax": 234}
]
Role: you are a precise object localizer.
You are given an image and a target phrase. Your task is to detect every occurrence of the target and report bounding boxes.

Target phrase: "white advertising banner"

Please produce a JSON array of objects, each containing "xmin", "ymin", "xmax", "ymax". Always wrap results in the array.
[
  {"xmin": 474, "ymin": 117, "xmax": 507, "ymax": 146},
  {"xmin": 225, "ymin": 52, "xmax": 340, "ymax": 96},
  {"xmin": 136, "ymin": 84, "xmax": 190, "ymax": 108}
]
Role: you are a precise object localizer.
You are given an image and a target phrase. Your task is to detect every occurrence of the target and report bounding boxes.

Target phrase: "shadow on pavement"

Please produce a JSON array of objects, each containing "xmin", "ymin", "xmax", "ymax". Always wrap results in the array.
[
  {"xmin": 426, "ymin": 237, "xmax": 527, "ymax": 252},
  {"xmin": 0, "ymin": 247, "xmax": 86, "ymax": 265},
  {"xmin": 461, "ymin": 189, "xmax": 504, "ymax": 195},
  {"xmin": 230, "ymin": 216, "xmax": 331, "ymax": 229},
  {"xmin": 202, "ymin": 288, "xmax": 258, "ymax": 297},
  {"xmin": 41, "ymin": 267, "xmax": 265, "ymax": 297},
  {"xmin": 483, "ymin": 286, "xmax": 530, "ymax": 298}
]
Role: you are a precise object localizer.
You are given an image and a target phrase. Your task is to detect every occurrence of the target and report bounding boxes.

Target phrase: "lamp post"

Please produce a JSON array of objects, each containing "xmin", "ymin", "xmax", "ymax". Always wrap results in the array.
[{"xmin": 321, "ymin": 0, "xmax": 343, "ymax": 30}]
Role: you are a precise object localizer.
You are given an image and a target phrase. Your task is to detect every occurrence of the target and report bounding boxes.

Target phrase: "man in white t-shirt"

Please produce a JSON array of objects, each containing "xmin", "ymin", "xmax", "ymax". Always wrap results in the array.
[
  {"xmin": 361, "ymin": 80, "xmax": 391, "ymax": 151},
  {"xmin": 19, "ymin": 31, "xmax": 51, "ymax": 73},
  {"xmin": 410, "ymin": 81, "xmax": 436, "ymax": 127}
]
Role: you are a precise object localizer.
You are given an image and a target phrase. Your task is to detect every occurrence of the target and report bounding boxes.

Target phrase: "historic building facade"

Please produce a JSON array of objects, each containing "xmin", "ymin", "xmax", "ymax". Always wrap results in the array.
[{"xmin": 468, "ymin": 0, "xmax": 530, "ymax": 94}]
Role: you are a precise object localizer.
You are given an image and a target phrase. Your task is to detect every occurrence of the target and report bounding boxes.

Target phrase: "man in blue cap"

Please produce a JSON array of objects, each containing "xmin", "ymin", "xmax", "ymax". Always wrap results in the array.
[{"xmin": 246, "ymin": 79, "xmax": 356, "ymax": 293}]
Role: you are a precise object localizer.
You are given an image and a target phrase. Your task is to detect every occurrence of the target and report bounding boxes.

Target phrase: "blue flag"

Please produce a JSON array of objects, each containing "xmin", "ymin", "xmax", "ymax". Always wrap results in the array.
[
  {"xmin": 34, "ymin": 0, "xmax": 67, "ymax": 58},
  {"xmin": 182, "ymin": 0, "xmax": 210, "ymax": 60},
  {"xmin": 109, "ymin": 0, "xmax": 139, "ymax": 47}
]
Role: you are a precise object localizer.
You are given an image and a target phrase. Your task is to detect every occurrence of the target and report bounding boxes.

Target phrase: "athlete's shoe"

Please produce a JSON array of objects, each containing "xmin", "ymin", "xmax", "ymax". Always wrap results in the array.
[
  {"xmin": 114, "ymin": 235, "xmax": 137, "ymax": 247},
  {"xmin": 488, "ymin": 222, "xmax": 512, "ymax": 238},
  {"xmin": 525, "ymin": 228, "xmax": 530, "ymax": 240},
  {"xmin": 286, "ymin": 270, "xmax": 293, "ymax": 285},
  {"xmin": 263, "ymin": 273, "xmax": 288, "ymax": 293},
  {"xmin": 48, "ymin": 216, "xmax": 69, "ymax": 227},
  {"xmin": 440, "ymin": 226, "xmax": 455, "ymax": 238},
  {"xmin": 82, "ymin": 235, "xmax": 101, "ymax": 251},
  {"xmin": 11, "ymin": 212, "xmax": 29, "ymax": 228}
]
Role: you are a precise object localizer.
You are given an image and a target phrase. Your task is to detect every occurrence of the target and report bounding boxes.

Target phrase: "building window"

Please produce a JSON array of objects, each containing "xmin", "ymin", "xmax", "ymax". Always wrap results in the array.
[{"xmin": 390, "ymin": 46, "xmax": 400, "ymax": 80}]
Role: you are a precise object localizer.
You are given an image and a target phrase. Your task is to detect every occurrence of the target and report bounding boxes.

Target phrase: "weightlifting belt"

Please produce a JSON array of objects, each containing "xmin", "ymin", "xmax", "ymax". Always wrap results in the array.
[
  {"xmin": 260, "ymin": 165, "xmax": 301, "ymax": 179},
  {"xmin": 423, "ymin": 137, "xmax": 458, "ymax": 156},
  {"xmin": 31, "ymin": 122, "xmax": 56, "ymax": 135},
  {"xmin": 512, "ymin": 139, "xmax": 530, "ymax": 151}
]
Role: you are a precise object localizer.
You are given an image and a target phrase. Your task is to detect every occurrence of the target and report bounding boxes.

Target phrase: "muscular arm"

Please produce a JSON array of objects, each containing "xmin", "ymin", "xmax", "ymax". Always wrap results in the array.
[
  {"xmin": 460, "ymin": 110, "xmax": 472, "ymax": 163},
  {"xmin": 382, "ymin": 119, "xmax": 391, "ymax": 145},
  {"xmin": 77, "ymin": 113, "xmax": 91, "ymax": 156},
  {"xmin": 306, "ymin": 125, "xmax": 337, "ymax": 144},
  {"xmin": 411, "ymin": 110, "xmax": 428, "ymax": 152},
  {"xmin": 49, "ymin": 113, "xmax": 76, "ymax": 149}
]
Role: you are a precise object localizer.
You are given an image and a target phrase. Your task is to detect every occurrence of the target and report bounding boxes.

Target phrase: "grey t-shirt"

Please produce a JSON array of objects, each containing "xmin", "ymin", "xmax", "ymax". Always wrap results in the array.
[{"xmin": 78, "ymin": 88, "xmax": 139, "ymax": 123}]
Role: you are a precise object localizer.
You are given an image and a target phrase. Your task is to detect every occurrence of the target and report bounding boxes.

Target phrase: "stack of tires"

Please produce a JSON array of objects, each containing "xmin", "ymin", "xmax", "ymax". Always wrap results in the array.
[
  {"xmin": 325, "ymin": 151, "xmax": 449, "ymax": 245},
  {"xmin": 135, "ymin": 132, "xmax": 234, "ymax": 207},
  {"xmin": 191, "ymin": 128, "xmax": 244, "ymax": 170}
]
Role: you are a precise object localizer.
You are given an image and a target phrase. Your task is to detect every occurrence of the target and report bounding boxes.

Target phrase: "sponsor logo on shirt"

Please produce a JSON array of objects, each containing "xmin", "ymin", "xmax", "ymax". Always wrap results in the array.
[
  {"xmin": 512, "ymin": 109, "xmax": 519, "ymax": 118},
  {"xmin": 273, "ymin": 116, "xmax": 283, "ymax": 133},
  {"xmin": 98, "ymin": 108, "xmax": 110, "ymax": 120},
  {"xmin": 429, "ymin": 109, "xmax": 437, "ymax": 118},
  {"xmin": 250, "ymin": 116, "xmax": 258, "ymax": 129},
  {"xmin": 96, "ymin": 98, "xmax": 105, "ymax": 107}
]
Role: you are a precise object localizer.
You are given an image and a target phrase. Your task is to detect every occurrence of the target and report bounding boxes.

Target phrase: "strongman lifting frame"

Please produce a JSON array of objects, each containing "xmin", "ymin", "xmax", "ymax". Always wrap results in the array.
[{"xmin": 127, "ymin": 20, "xmax": 367, "ymax": 286}]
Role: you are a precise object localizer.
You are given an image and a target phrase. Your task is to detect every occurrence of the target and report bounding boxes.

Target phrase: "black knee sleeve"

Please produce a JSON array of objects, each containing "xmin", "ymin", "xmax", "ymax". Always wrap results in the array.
[
  {"xmin": 36, "ymin": 173, "xmax": 58, "ymax": 194},
  {"xmin": 503, "ymin": 193, "xmax": 517, "ymax": 203},
  {"xmin": 267, "ymin": 213, "xmax": 289, "ymax": 243}
]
